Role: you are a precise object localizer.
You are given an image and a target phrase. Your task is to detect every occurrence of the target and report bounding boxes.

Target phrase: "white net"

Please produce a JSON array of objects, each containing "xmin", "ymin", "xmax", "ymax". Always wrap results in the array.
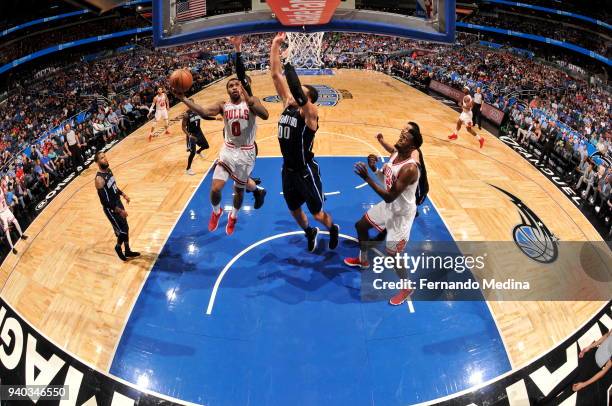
[{"xmin": 285, "ymin": 32, "xmax": 325, "ymax": 69}]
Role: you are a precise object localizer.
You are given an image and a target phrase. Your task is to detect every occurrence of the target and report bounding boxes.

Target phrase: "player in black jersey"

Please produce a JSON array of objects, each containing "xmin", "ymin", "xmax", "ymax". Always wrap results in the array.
[
  {"xmin": 182, "ymin": 98, "xmax": 218, "ymax": 175},
  {"xmin": 270, "ymin": 32, "xmax": 339, "ymax": 252},
  {"xmin": 94, "ymin": 152, "xmax": 140, "ymax": 261}
]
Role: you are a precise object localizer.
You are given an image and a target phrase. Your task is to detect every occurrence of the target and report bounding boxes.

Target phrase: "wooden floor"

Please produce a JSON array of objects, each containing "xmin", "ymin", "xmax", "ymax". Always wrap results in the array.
[{"xmin": 1, "ymin": 70, "xmax": 606, "ymax": 373}]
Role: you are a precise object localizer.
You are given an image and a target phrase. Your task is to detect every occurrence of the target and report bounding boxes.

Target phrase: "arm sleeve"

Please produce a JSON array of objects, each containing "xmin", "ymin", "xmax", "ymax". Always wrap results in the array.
[
  {"xmin": 235, "ymin": 52, "xmax": 253, "ymax": 97},
  {"xmin": 283, "ymin": 63, "xmax": 308, "ymax": 106}
]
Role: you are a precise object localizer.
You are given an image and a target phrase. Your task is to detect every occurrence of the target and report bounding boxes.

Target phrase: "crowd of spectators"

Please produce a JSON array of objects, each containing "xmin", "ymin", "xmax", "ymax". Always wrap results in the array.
[
  {"xmin": 0, "ymin": 30, "xmax": 610, "ymax": 258},
  {"xmin": 0, "ymin": 38, "xmax": 231, "ymax": 256},
  {"xmin": 510, "ymin": 0, "xmax": 611, "ymax": 21},
  {"xmin": 463, "ymin": 13, "xmax": 611, "ymax": 58},
  {"xmin": 0, "ymin": 15, "xmax": 146, "ymax": 65}
]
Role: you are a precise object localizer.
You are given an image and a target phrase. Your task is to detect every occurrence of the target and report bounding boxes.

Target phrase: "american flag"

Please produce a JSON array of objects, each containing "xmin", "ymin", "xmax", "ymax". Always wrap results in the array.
[{"xmin": 175, "ymin": 0, "xmax": 207, "ymax": 22}]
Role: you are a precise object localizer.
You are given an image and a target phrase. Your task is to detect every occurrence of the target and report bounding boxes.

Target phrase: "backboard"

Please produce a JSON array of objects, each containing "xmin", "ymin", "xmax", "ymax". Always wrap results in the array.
[{"xmin": 153, "ymin": 0, "xmax": 456, "ymax": 47}]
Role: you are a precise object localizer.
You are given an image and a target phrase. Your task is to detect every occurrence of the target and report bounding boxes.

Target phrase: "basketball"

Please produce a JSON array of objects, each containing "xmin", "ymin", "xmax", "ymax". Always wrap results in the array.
[{"xmin": 169, "ymin": 68, "xmax": 193, "ymax": 93}]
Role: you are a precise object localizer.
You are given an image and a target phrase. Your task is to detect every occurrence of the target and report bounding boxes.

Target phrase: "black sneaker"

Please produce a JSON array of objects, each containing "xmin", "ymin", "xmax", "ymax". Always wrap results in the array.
[
  {"xmin": 12, "ymin": 248, "xmax": 17, "ymax": 255},
  {"xmin": 125, "ymin": 251, "xmax": 141, "ymax": 258},
  {"xmin": 329, "ymin": 224, "xmax": 339, "ymax": 250},
  {"xmin": 20, "ymin": 234, "xmax": 28, "ymax": 240},
  {"xmin": 306, "ymin": 227, "xmax": 319, "ymax": 252},
  {"xmin": 253, "ymin": 188, "xmax": 267, "ymax": 209},
  {"xmin": 115, "ymin": 245, "xmax": 127, "ymax": 261}
]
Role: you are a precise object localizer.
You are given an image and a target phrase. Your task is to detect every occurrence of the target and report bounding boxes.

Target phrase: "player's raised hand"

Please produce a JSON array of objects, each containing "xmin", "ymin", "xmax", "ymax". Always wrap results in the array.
[
  {"xmin": 354, "ymin": 162, "xmax": 369, "ymax": 180},
  {"xmin": 169, "ymin": 86, "xmax": 186, "ymax": 100},
  {"xmin": 239, "ymin": 84, "xmax": 253, "ymax": 106},
  {"xmin": 273, "ymin": 32, "xmax": 286, "ymax": 45},
  {"xmin": 367, "ymin": 154, "xmax": 379, "ymax": 171},
  {"xmin": 229, "ymin": 36, "xmax": 243, "ymax": 51}
]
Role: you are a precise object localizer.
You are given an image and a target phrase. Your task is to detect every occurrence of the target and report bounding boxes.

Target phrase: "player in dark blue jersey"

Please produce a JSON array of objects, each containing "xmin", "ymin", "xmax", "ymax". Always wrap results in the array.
[
  {"xmin": 270, "ymin": 32, "xmax": 339, "ymax": 252},
  {"xmin": 94, "ymin": 152, "xmax": 140, "ymax": 261},
  {"xmin": 182, "ymin": 99, "xmax": 217, "ymax": 175}
]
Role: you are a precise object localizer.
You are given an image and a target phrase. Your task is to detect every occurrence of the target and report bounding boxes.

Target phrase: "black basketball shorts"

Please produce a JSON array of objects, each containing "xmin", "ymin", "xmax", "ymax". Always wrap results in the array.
[{"xmin": 282, "ymin": 160, "xmax": 324, "ymax": 215}]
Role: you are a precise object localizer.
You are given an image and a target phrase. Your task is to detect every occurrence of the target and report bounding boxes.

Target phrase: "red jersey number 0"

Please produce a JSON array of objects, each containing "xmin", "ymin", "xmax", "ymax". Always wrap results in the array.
[{"xmin": 231, "ymin": 121, "xmax": 241, "ymax": 137}]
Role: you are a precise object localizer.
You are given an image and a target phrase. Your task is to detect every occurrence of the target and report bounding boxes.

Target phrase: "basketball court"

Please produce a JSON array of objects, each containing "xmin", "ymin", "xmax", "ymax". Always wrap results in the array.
[{"xmin": 0, "ymin": 1, "xmax": 610, "ymax": 405}]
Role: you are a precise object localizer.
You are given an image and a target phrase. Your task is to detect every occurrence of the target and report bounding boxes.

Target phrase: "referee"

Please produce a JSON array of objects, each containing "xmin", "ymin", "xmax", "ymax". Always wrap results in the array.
[
  {"xmin": 64, "ymin": 123, "xmax": 84, "ymax": 172},
  {"xmin": 472, "ymin": 87, "xmax": 483, "ymax": 130}
]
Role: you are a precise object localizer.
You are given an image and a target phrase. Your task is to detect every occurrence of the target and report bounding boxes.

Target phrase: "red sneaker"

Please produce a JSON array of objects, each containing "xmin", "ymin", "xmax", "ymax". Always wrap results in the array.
[
  {"xmin": 225, "ymin": 213, "xmax": 237, "ymax": 235},
  {"xmin": 208, "ymin": 209, "xmax": 223, "ymax": 232},
  {"xmin": 343, "ymin": 257, "xmax": 370, "ymax": 269},
  {"xmin": 448, "ymin": 133, "xmax": 458, "ymax": 140},
  {"xmin": 148, "ymin": 133, "xmax": 153, "ymax": 142},
  {"xmin": 389, "ymin": 289, "xmax": 413, "ymax": 306},
  {"xmin": 165, "ymin": 130, "xmax": 171, "ymax": 135},
  {"xmin": 479, "ymin": 137, "xmax": 485, "ymax": 148}
]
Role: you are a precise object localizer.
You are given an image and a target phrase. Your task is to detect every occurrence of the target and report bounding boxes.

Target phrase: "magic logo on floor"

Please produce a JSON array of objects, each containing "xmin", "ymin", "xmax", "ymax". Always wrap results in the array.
[
  {"xmin": 490, "ymin": 184, "xmax": 559, "ymax": 264},
  {"xmin": 263, "ymin": 85, "xmax": 349, "ymax": 107}
]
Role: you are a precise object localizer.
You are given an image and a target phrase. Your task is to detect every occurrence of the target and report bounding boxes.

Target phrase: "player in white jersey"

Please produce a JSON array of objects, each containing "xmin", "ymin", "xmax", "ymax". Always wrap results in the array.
[
  {"xmin": 175, "ymin": 77, "xmax": 269, "ymax": 235},
  {"xmin": 0, "ymin": 188, "xmax": 27, "ymax": 255},
  {"xmin": 344, "ymin": 122, "xmax": 423, "ymax": 306},
  {"xmin": 148, "ymin": 87, "xmax": 170, "ymax": 141},
  {"xmin": 448, "ymin": 86, "xmax": 484, "ymax": 148}
]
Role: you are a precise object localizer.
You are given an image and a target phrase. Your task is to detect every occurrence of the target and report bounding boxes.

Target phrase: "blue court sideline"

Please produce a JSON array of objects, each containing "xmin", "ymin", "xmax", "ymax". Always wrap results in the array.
[{"xmin": 110, "ymin": 157, "xmax": 511, "ymax": 406}]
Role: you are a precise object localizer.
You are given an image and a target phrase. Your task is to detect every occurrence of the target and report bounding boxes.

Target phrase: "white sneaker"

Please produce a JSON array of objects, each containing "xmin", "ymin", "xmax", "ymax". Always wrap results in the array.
[{"xmin": 186, "ymin": 169, "xmax": 195, "ymax": 176}]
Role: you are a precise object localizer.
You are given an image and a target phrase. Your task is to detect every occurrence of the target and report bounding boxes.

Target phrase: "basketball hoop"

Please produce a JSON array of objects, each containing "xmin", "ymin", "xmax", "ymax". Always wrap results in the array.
[{"xmin": 285, "ymin": 32, "xmax": 325, "ymax": 69}]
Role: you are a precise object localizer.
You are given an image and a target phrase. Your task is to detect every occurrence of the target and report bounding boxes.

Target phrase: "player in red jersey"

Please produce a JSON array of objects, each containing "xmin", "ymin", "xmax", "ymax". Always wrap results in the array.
[
  {"xmin": 448, "ymin": 86, "xmax": 484, "ymax": 148},
  {"xmin": 148, "ymin": 87, "xmax": 170, "ymax": 141},
  {"xmin": 344, "ymin": 122, "xmax": 423, "ymax": 306}
]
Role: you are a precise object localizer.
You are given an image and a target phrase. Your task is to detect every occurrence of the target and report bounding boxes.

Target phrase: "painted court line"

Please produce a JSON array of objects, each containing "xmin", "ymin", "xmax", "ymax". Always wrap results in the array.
[
  {"xmin": 108, "ymin": 163, "xmax": 215, "ymax": 372},
  {"xmin": 206, "ymin": 231, "xmax": 353, "ymax": 315},
  {"xmin": 205, "ymin": 231, "xmax": 416, "ymax": 315}
]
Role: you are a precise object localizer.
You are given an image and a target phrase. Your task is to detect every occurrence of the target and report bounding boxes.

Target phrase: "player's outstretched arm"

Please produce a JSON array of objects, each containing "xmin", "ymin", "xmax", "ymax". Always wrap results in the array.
[
  {"xmin": 284, "ymin": 62, "xmax": 318, "ymax": 131},
  {"xmin": 179, "ymin": 96, "xmax": 224, "ymax": 119},
  {"xmin": 230, "ymin": 36, "xmax": 253, "ymax": 97},
  {"xmin": 355, "ymin": 162, "xmax": 417, "ymax": 203},
  {"xmin": 376, "ymin": 133, "xmax": 396, "ymax": 154},
  {"xmin": 270, "ymin": 33, "xmax": 291, "ymax": 105}
]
